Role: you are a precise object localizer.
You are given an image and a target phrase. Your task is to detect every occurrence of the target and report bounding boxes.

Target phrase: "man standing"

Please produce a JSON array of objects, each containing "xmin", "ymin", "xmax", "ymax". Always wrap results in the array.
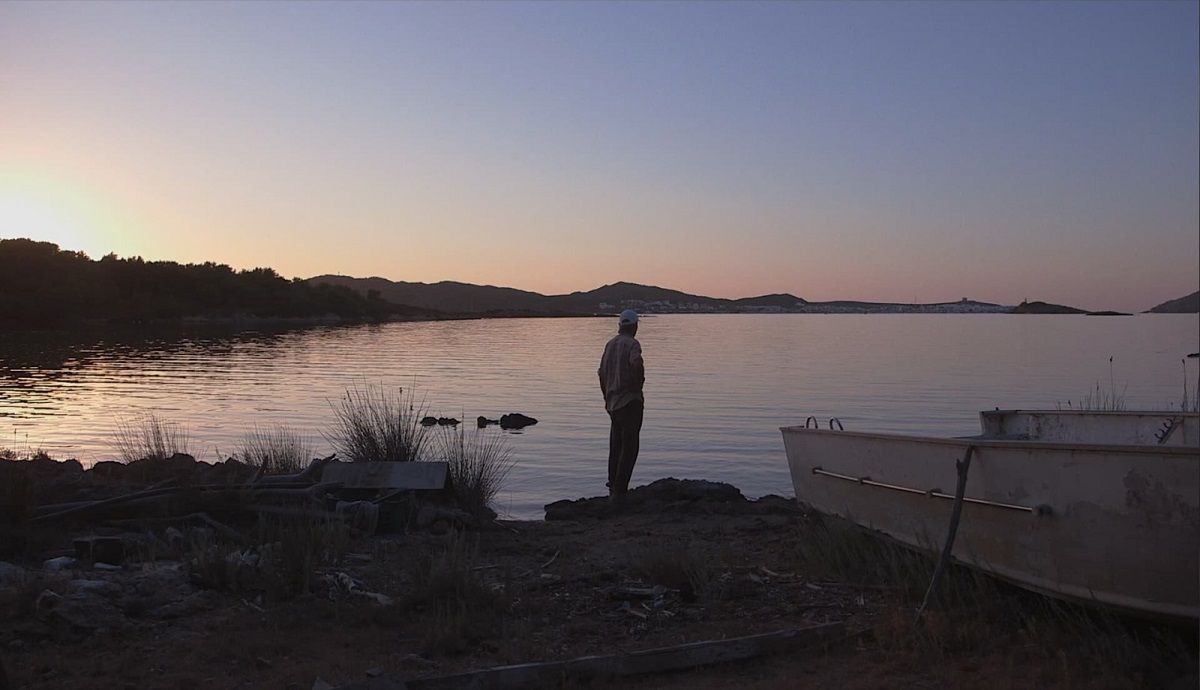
[{"xmin": 598, "ymin": 309, "xmax": 645, "ymax": 502}]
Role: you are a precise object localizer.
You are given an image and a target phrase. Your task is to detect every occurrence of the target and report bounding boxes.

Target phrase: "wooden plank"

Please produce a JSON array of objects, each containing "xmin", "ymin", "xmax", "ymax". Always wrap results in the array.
[
  {"xmin": 361, "ymin": 622, "xmax": 843, "ymax": 690},
  {"xmin": 321, "ymin": 462, "xmax": 448, "ymax": 491}
]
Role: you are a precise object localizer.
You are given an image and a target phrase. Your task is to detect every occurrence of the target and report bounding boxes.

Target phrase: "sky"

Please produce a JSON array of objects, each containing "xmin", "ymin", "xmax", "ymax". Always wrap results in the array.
[{"xmin": 1, "ymin": 1, "xmax": 1197, "ymax": 312}]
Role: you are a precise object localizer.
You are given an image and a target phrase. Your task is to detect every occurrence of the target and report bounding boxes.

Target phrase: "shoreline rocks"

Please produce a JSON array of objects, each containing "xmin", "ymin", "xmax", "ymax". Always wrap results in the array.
[{"xmin": 544, "ymin": 478, "xmax": 798, "ymax": 520}]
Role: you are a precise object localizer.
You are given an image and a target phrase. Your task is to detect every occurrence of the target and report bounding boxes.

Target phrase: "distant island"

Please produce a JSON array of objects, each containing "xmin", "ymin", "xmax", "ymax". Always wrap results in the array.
[
  {"xmin": 1147, "ymin": 291, "xmax": 1200, "ymax": 314},
  {"xmin": 3, "ymin": 239, "xmax": 1195, "ymax": 327}
]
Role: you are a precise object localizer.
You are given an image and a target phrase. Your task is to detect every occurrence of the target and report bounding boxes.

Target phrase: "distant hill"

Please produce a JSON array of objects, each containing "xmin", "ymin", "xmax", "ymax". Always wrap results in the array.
[
  {"xmin": 1011, "ymin": 300, "xmax": 1087, "ymax": 315},
  {"xmin": 1147, "ymin": 291, "xmax": 1200, "ymax": 313},
  {"xmin": 309, "ymin": 276, "xmax": 1017, "ymax": 315},
  {"xmin": 308, "ymin": 276, "xmax": 807, "ymax": 314},
  {"xmin": 311, "ymin": 275, "xmax": 557, "ymax": 314}
]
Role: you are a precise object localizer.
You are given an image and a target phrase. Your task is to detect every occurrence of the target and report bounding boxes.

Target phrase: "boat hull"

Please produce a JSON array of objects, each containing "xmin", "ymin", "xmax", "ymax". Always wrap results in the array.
[{"xmin": 780, "ymin": 427, "xmax": 1200, "ymax": 620}]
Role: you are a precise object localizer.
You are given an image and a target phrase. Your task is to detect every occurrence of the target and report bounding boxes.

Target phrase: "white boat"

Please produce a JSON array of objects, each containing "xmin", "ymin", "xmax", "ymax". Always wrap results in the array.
[{"xmin": 780, "ymin": 411, "xmax": 1200, "ymax": 620}]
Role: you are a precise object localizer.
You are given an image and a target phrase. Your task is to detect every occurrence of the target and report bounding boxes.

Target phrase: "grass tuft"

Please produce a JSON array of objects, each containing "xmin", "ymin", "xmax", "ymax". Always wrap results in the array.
[
  {"xmin": 112, "ymin": 412, "xmax": 190, "ymax": 463},
  {"xmin": 238, "ymin": 424, "xmax": 312, "ymax": 475},
  {"xmin": 326, "ymin": 384, "xmax": 430, "ymax": 463},
  {"xmin": 436, "ymin": 426, "xmax": 514, "ymax": 517}
]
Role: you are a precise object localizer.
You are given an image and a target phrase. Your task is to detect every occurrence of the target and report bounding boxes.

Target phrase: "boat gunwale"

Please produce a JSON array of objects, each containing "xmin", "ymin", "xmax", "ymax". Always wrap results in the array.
[
  {"xmin": 980, "ymin": 409, "xmax": 1200, "ymax": 418},
  {"xmin": 779, "ymin": 426, "xmax": 1200, "ymax": 456}
]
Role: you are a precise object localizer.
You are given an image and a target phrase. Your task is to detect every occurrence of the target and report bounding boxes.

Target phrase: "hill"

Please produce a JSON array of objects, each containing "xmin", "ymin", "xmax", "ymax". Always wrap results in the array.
[{"xmin": 1147, "ymin": 291, "xmax": 1200, "ymax": 314}]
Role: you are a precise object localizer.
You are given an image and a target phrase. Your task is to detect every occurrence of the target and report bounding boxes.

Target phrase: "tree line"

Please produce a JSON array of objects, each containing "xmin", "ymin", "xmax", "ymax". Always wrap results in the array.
[{"xmin": 0, "ymin": 238, "xmax": 406, "ymax": 326}]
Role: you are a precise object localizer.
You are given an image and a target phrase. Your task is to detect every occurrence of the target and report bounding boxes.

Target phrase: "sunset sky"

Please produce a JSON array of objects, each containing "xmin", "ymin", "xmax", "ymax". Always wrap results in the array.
[{"xmin": 1, "ymin": 1, "xmax": 1197, "ymax": 312}]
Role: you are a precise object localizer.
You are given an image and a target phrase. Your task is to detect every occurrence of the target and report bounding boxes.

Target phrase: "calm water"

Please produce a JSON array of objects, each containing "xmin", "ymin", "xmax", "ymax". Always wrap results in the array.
[{"xmin": 2, "ymin": 314, "xmax": 1197, "ymax": 518}]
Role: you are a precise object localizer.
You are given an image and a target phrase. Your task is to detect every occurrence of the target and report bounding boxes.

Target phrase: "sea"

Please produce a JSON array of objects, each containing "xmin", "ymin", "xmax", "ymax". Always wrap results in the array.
[{"xmin": 2, "ymin": 313, "xmax": 1197, "ymax": 518}]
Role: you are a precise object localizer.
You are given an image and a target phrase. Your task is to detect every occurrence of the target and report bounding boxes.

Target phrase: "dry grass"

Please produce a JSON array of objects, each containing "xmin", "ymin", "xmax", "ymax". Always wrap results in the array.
[
  {"xmin": 435, "ymin": 426, "xmax": 514, "ymax": 517},
  {"xmin": 625, "ymin": 542, "xmax": 713, "ymax": 602},
  {"xmin": 186, "ymin": 515, "xmax": 350, "ymax": 601},
  {"xmin": 326, "ymin": 384, "xmax": 430, "ymax": 463},
  {"xmin": 400, "ymin": 531, "xmax": 509, "ymax": 654},
  {"xmin": 112, "ymin": 412, "xmax": 190, "ymax": 463},
  {"xmin": 238, "ymin": 424, "xmax": 312, "ymax": 475}
]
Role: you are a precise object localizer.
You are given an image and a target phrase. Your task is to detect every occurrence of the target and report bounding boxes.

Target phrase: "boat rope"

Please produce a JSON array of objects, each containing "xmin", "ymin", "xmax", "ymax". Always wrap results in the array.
[{"xmin": 916, "ymin": 444, "xmax": 975, "ymax": 620}]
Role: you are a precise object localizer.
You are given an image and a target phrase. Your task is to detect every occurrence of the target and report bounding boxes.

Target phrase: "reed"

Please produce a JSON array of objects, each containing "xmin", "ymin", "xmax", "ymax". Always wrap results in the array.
[{"xmin": 1057, "ymin": 356, "xmax": 1127, "ymax": 411}]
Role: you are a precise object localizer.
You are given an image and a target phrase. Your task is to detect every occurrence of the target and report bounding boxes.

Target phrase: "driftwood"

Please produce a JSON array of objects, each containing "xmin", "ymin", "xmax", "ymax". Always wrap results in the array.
[
  {"xmin": 32, "ymin": 479, "xmax": 343, "ymax": 525},
  {"xmin": 104, "ymin": 512, "xmax": 251, "ymax": 544},
  {"xmin": 339, "ymin": 623, "xmax": 843, "ymax": 690}
]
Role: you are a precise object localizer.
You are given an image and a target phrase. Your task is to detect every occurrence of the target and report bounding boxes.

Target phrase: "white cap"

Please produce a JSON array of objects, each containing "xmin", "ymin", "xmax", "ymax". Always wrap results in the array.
[{"xmin": 618, "ymin": 309, "xmax": 639, "ymax": 326}]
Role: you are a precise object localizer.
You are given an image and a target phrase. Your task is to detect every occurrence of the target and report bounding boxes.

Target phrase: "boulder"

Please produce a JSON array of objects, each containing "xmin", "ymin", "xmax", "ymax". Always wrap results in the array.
[
  {"xmin": 420, "ymin": 416, "xmax": 439, "ymax": 427},
  {"xmin": 476, "ymin": 416, "xmax": 499, "ymax": 428},
  {"xmin": 436, "ymin": 417, "xmax": 460, "ymax": 426}
]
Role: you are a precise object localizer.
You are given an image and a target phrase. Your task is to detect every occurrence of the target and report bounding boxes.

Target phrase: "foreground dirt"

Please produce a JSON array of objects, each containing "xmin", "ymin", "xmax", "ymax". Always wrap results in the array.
[{"xmin": 3, "ymin": 498, "xmax": 1194, "ymax": 690}]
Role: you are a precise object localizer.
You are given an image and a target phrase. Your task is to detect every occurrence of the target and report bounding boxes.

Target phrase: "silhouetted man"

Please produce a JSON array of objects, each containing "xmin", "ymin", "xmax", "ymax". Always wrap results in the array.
[{"xmin": 598, "ymin": 309, "xmax": 645, "ymax": 502}]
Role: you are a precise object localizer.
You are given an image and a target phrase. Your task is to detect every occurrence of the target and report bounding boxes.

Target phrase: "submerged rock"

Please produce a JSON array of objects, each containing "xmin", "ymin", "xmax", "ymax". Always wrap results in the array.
[
  {"xmin": 500, "ymin": 413, "xmax": 538, "ymax": 430},
  {"xmin": 420, "ymin": 416, "xmax": 439, "ymax": 426}
]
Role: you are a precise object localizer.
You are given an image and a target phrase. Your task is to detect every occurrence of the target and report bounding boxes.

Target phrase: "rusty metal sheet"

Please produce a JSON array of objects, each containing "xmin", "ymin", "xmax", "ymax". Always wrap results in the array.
[{"xmin": 321, "ymin": 461, "xmax": 448, "ymax": 490}]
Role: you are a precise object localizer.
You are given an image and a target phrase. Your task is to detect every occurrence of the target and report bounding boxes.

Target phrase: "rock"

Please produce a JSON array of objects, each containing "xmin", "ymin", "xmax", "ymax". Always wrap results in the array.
[
  {"xmin": 68, "ymin": 579, "xmax": 122, "ymax": 599},
  {"xmin": 43, "ymin": 556, "xmax": 78, "ymax": 572},
  {"xmin": 365, "ymin": 667, "xmax": 384, "ymax": 677},
  {"xmin": 499, "ymin": 413, "xmax": 538, "ymax": 430},
  {"xmin": 35, "ymin": 589, "xmax": 62, "ymax": 614},
  {"xmin": 436, "ymin": 417, "xmax": 459, "ymax": 426},
  {"xmin": 124, "ymin": 453, "xmax": 199, "ymax": 483},
  {"xmin": 87, "ymin": 460, "xmax": 126, "ymax": 479},
  {"xmin": 0, "ymin": 561, "xmax": 25, "ymax": 587},
  {"xmin": 147, "ymin": 590, "xmax": 220, "ymax": 619},
  {"xmin": 312, "ymin": 678, "xmax": 335, "ymax": 690},
  {"xmin": 476, "ymin": 416, "xmax": 499, "ymax": 428},
  {"xmin": 415, "ymin": 505, "xmax": 473, "ymax": 530},
  {"xmin": 92, "ymin": 563, "xmax": 121, "ymax": 572},
  {"xmin": 545, "ymin": 478, "xmax": 748, "ymax": 520},
  {"xmin": 420, "ymin": 416, "xmax": 439, "ymax": 427},
  {"xmin": 74, "ymin": 536, "xmax": 127, "ymax": 565},
  {"xmin": 41, "ymin": 590, "xmax": 130, "ymax": 632}
]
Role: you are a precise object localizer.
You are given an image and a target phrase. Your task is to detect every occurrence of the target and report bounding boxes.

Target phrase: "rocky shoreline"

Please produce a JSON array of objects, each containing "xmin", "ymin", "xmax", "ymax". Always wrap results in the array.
[{"xmin": 1, "ymin": 456, "xmax": 1195, "ymax": 689}]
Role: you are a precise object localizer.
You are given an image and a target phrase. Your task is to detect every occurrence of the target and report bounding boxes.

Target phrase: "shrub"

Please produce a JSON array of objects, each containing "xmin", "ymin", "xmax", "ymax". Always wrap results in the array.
[
  {"xmin": 436, "ymin": 426, "xmax": 513, "ymax": 517},
  {"xmin": 326, "ymin": 384, "xmax": 429, "ymax": 463},
  {"xmin": 238, "ymin": 424, "xmax": 312, "ymax": 475},
  {"xmin": 112, "ymin": 412, "xmax": 189, "ymax": 463}
]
